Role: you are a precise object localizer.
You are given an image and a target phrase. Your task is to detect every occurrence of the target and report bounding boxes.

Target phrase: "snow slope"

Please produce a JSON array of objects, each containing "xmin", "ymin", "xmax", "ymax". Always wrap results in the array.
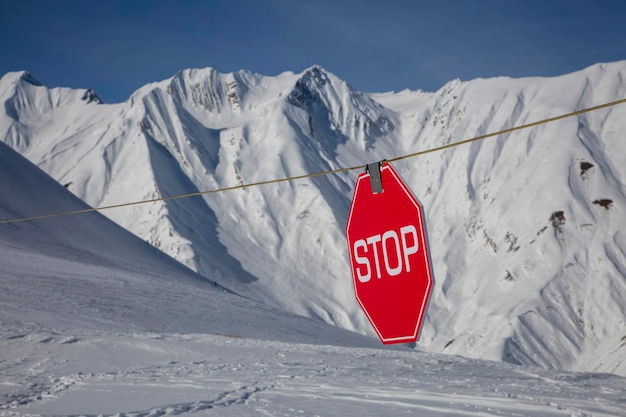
[
  {"xmin": 4, "ymin": 331, "xmax": 626, "ymax": 417},
  {"xmin": 1, "ymin": 62, "xmax": 626, "ymax": 376},
  {"xmin": 0, "ymin": 141, "xmax": 378, "ymax": 346},
  {"xmin": 1, "ymin": 93, "xmax": 626, "ymax": 417}
]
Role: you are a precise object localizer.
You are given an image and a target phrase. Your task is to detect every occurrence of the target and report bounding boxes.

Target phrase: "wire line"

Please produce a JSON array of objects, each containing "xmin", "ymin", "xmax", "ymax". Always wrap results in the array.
[
  {"xmin": 2, "ymin": 97, "xmax": 625, "ymax": 225},
  {"xmin": 388, "ymin": 97, "xmax": 626, "ymax": 163}
]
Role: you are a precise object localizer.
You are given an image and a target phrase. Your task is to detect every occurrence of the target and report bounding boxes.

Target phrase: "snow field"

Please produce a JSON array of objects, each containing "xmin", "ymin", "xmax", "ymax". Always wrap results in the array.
[{"xmin": 2, "ymin": 330, "xmax": 625, "ymax": 417}]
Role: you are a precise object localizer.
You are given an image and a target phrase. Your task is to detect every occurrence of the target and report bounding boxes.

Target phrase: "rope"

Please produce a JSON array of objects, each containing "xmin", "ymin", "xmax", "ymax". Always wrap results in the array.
[
  {"xmin": 1, "ymin": 97, "xmax": 625, "ymax": 225},
  {"xmin": 388, "ymin": 97, "xmax": 626, "ymax": 163}
]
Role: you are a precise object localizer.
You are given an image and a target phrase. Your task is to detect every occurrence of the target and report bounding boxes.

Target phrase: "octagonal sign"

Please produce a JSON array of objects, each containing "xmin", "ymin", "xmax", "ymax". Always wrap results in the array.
[{"xmin": 346, "ymin": 162, "xmax": 433, "ymax": 344}]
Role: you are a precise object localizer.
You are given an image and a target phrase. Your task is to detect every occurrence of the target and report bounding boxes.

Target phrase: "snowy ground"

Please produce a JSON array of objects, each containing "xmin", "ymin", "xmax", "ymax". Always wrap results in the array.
[{"xmin": 2, "ymin": 327, "xmax": 626, "ymax": 417}]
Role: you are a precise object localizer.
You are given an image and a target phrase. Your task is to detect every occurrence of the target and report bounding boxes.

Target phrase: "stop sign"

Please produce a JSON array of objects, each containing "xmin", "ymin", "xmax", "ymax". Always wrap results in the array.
[{"xmin": 346, "ymin": 162, "xmax": 433, "ymax": 344}]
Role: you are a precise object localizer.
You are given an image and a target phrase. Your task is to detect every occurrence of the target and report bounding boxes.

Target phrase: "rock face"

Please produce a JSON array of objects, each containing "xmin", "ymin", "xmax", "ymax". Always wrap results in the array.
[{"xmin": 2, "ymin": 61, "xmax": 626, "ymax": 375}]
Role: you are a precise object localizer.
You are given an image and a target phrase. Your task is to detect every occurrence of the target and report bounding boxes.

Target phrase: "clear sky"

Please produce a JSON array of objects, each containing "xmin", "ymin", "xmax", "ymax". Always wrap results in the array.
[{"xmin": 2, "ymin": 0, "xmax": 626, "ymax": 103}]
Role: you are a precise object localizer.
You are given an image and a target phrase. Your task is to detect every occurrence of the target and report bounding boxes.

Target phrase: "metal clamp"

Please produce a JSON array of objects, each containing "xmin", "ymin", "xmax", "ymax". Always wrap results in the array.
[{"xmin": 365, "ymin": 161, "xmax": 385, "ymax": 194}]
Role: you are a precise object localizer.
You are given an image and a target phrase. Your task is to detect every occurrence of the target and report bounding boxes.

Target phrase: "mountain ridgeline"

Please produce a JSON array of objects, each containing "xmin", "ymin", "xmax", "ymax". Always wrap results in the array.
[{"xmin": 1, "ymin": 62, "xmax": 625, "ymax": 375}]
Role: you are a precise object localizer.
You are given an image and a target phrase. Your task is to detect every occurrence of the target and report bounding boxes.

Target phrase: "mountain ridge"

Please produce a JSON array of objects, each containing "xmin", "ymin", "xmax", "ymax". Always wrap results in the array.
[{"xmin": 2, "ymin": 61, "xmax": 625, "ymax": 375}]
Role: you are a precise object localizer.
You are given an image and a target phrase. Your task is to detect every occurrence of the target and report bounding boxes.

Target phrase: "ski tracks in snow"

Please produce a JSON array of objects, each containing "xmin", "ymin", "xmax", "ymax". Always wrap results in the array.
[{"xmin": 2, "ymin": 331, "xmax": 626, "ymax": 416}]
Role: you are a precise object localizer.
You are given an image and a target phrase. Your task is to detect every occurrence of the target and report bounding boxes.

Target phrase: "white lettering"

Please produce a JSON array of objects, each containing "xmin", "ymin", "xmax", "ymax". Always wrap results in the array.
[
  {"xmin": 366, "ymin": 234, "xmax": 382, "ymax": 279},
  {"xmin": 382, "ymin": 230, "xmax": 402, "ymax": 276},
  {"xmin": 354, "ymin": 239, "xmax": 370, "ymax": 282},
  {"xmin": 400, "ymin": 225, "xmax": 419, "ymax": 272},
  {"xmin": 353, "ymin": 225, "xmax": 421, "ymax": 282}
]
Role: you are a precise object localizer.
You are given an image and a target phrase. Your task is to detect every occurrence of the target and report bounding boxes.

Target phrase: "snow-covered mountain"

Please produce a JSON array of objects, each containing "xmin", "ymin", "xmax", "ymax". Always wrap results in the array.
[
  {"xmin": 3, "ymin": 136, "xmax": 626, "ymax": 417},
  {"xmin": 2, "ymin": 61, "xmax": 625, "ymax": 376}
]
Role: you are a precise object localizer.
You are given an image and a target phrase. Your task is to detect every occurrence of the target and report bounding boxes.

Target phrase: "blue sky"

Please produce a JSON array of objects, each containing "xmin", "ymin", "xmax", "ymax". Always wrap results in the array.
[{"xmin": 2, "ymin": 0, "xmax": 626, "ymax": 103}]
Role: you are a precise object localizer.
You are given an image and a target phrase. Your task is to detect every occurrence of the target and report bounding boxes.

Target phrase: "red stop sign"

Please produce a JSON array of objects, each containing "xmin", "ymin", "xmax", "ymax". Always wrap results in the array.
[{"xmin": 346, "ymin": 162, "xmax": 433, "ymax": 344}]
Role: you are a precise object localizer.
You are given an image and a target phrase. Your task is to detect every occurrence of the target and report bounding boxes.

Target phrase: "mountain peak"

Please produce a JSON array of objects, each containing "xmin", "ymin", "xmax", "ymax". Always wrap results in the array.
[
  {"xmin": 287, "ymin": 66, "xmax": 339, "ymax": 109},
  {"xmin": 19, "ymin": 71, "xmax": 43, "ymax": 86},
  {"xmin": 0, "ymin": 70, "xmax": 43, "ymax": 87},
  {"xmin": 300, "ymin": 65, "xmax": 330, "ymax": 85},
  {"xmin": 286, "ymin": 64, "xmax": 393, "ymax": 150},
  {"xmin": 81, "ymin": 88, "xmax": 103, "ymax": 104}
]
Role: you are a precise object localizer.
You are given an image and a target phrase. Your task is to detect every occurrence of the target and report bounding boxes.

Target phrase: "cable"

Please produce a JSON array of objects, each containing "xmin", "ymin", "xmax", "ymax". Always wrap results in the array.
[
  {"xmin": 1, "ymin": 97, "xmax": 625, "ymax": 225},
  {"xmin": 388, "ymin": 97, "xmax": 626, "ymax": 163}
]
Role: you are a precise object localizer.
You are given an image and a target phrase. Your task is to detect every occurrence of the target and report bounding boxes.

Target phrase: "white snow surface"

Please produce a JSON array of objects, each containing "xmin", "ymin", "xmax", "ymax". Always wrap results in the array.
[
  {"xmin": 1, "ymin": 61, "xmax": 626, "ymax": 384},
  {"xmin": 0, "ymin": 142, "xmax": 378, "ymax": 345},
  {"xmin": 4, "ymin": 330, "xmax": 626, "ymax": 417},
  {"xmin": 1, "ymin": 66, "xmax": 626, "ymax": 415}
]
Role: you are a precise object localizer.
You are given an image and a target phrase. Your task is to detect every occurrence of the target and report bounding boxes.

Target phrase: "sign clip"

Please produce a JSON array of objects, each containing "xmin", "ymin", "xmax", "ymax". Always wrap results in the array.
[{"xmin": 365, "ymin": 161, "xmax": 385, "ymax": 194}]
